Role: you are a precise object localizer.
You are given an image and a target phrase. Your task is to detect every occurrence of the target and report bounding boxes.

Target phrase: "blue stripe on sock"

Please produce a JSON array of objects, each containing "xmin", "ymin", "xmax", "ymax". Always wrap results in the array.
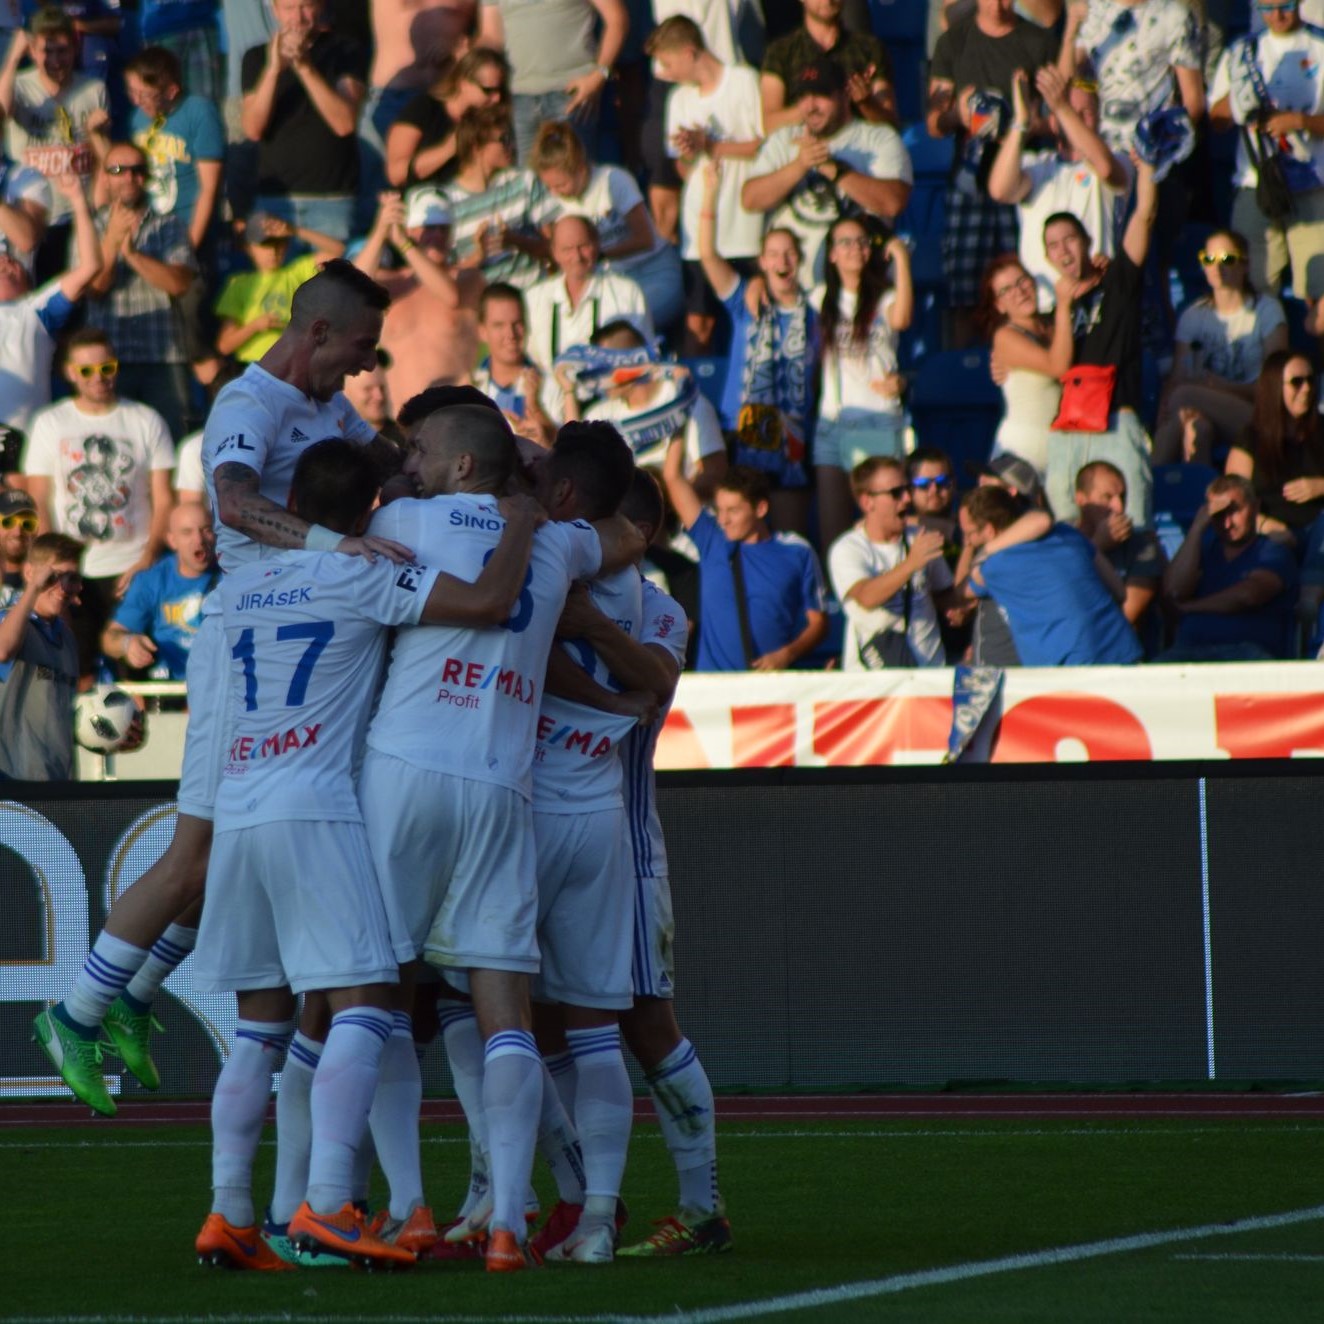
[
  {"xmin": 545, "ymin": 1051, "xmax": 574, "ymax": 1076},
  {"xmin": 333, "ymin": 1014, "xmax": 392, "ymax": 1043},
  {"xmin": 287, "ymin": 1039, "xmax": 321, "ymax": 1069},
  {"xmin": 236, "ymin": 1028, "xmax": 291, "ymax": 1050},
  {"xmin": 647, "ymin": 1045, "xmax": 697, "ymax": 1084},
  {"xmin": 149, "ymin": 937, "xmax": 190, "ymax": 963},
  {"xmin": 437, "ymin": 1005, "xmax": 476, "ymax": 1031},
  {"xmin": 390, "ymin": 1011, "xmax": 413, "ymax": 1036}
]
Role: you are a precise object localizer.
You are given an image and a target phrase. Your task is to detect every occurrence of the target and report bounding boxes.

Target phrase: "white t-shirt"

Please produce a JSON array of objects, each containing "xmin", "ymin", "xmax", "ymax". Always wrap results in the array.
[
  {"xmin": 0, "ymin": 280, "xmax": 72, "ymax": 432},
  {"xmin": 621, "ymin": 577, "xmax": 688, "ymax": 881},
  {"xmin": 652, "ymin": 0, "xmax": 742, "ymax": 66},
  {"xmin": 827, "ymin": 523, "xmax": 952, "ymax": 670},
  {"xmin": 1174, "ymin": 293, "xmax": 1287, "ymax": 385},
  {"xmin": 541, "ymin": 164, "xmax": 668, "ymax": 275},
  {"xmin": 23, "ymin": 398, "xmax": 174, "ymax": 578},
  {"xmin": 816, "ymin": 287, "xmax": 903, "ymax": 422},
  {"xmin": 364, "ymin": 494, "xmax": 603, "ymax": 798},
  {"xmin": 202, "ymin": 364, "xmax": 376, "ymax": 573},
  {"xmin": 0, "ymin": 161, "xmax": 50, "ymax": 273},
  {"xmin": 1210, "ymin": 27, "xmax": 1324, "ymax": 190},
  {"xmin": 175, "ymin": 430, "xmax": 204, "ymax": 497},
  {"xmin": 215, "ymin": 551, "xmax": 440, "ymax": 829},
  {"xmin": 1077, "ymin": 0, "xmax": 1203, "ymax": 150},
  {"xmin": 532, "ymin": 565, "xmax": 643, "ymax": 813},
  {"xmin": 751, "ymin": 119, "xmax": 912, "ymax": 284},
  {"xmin": 1018, "ymin": 150, "xmax": 1133, "ymax": 312},
  {"xmin": 665, "ymin": 63, "xmax": 764, "ymax": 261},
  {"xmin": 586, "ymin": 379, "xmax": 725, "ymax": 470}
]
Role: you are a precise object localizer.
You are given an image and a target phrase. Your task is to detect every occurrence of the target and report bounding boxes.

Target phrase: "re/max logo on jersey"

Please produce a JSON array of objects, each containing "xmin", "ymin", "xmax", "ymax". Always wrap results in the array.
[
  {"xmin": 437, "ymin": 657, "xmax": 536, "ymax": 705},
  {"xmin": 228, "ymin": 724, "xmax": 322, "ymax": 762},
  {"xmin": 235, "ymin": 586, "xmax": 314, "ymax": 610},
  {"xmin": 535, "ymin": 716, "xmax": 614, "ymax": 759}
]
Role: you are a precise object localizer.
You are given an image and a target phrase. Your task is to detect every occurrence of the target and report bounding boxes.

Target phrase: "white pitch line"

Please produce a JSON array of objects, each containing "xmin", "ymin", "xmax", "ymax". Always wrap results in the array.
[
  {"xmin": 7, "ymin": 1204, "xmax": 1324, "ymax": 1324},
  {"xmin": 1173, "ymin": 1253, "xmax": 1324, "ymax": 1263}
]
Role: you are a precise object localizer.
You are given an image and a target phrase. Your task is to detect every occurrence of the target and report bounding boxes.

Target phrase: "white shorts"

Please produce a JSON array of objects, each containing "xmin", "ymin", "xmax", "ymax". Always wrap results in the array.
[
  {"xmin": 359, "ymin": 749, "xmax": 540, "ymax": 976},
  {"xmin": 191, "ymin": 820, "xmax": 400, "ymax": 994},
  {"xmin": 631, "ymin": 871, "xmax": 676, "ymax": 1000},
  {"xmin": 533, "ymin": 808, "xmax": 635, "ymax": 1010},
  {"xmin": 176, "ymin": 611, "xmax": 227, "ymax": 821}
]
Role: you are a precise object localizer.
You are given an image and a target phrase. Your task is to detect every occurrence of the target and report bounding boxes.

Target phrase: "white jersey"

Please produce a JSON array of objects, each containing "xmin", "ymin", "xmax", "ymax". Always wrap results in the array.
[
  {"xmin": 532, "ymin": 566, "xmax": 644, "ymax": 814},
  {"xmin": 365, "ymin": 494, "xmax": 602, "ymax": 798},
  {"xmin": 215, "ymin": 550, "xmax": 439, "ymax": 829},
  {"xmin": 202, "ymin": 364, "xmax": 376, "ymax": 572},
  {"xmin": 622, "ymin": 580, "xmax": 688, "ymax": 881}
]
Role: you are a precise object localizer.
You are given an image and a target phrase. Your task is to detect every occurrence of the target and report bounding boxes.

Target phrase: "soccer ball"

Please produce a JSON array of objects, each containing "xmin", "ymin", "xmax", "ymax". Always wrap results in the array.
[{"xmin": 74, "ymin": 686, "xmax": 144, "ymax": 754}]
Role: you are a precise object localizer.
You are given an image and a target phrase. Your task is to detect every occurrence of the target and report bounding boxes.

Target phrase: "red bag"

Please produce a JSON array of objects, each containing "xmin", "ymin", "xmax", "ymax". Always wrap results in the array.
[{"xmin": 1051, "ymin": 364, "xmax": 1117, "ymax": 434}]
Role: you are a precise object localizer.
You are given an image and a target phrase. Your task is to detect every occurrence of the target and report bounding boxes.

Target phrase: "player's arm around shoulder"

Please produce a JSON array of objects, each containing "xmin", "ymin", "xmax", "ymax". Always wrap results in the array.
[{"xmin": 590, "ymin": 511, "xmax": 647, "ymax": 574}]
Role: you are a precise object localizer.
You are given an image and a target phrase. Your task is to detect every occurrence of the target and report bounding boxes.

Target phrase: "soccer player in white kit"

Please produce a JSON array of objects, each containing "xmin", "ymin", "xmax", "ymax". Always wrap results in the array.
[
  {"xmin": 357, "ymin": 402, "xmax": 643, "ymax": 1271},
  {"xmin": 33, "ymin": 260, "xmax": 410, "ymax": 1116},
  {"xmin": 190, "ymin": 439, "xmax": 543, "ymax": 1270}
]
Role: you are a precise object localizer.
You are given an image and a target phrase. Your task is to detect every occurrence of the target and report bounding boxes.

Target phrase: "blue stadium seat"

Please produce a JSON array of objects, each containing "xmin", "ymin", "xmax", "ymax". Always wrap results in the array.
[
  {"xmin": 897, "ymin": 290, "xmax": 943, "ymax": 371},
  {"xmin": 908, "ymin": 348, "xmax": 1002, "ymax": 479},
  {"xmin": 1152, "ymin": 462, "xmax": 1218, "ymax": 528},
  {"xmin": 887, "ymin": 40, "xmax": 926, "ymax": 129},
  {"xmin": 869, "ymin": 0, "xmax": 928, "ymax": 41},
  {"xmin": 902, "ymin": 123, "xmax": 954, "ymax": 179},
  {"xmin": 1282, "ymin": 295, "xmax": 1311, "ymax": 350},
  {"xmin": 681, "ymin": 356, "xmax": 726, "ymax": 412}
]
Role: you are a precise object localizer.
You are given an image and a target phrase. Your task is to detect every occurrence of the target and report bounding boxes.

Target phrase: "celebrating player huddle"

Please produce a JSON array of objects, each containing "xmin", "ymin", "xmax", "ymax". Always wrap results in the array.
[{"xmin": 31, "ymin": 260, "xmax": 729, "ymax": 1273}]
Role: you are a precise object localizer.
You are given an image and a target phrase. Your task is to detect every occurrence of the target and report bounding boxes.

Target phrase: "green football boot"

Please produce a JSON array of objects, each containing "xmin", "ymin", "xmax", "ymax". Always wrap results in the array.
[
  {"xmin": 103, "ymin": 995, "xmax": 163, "ymax": 1090},
  {"xmin": 32, "ymin": 1006, "xmax": 116, "ymax": 1116}
]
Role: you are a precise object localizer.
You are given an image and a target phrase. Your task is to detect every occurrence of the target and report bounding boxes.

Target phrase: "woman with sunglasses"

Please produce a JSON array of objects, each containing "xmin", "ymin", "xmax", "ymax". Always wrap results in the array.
[
  {"xmin": 979, "ymin": 252, "xmax": 1074, "ymax": 482},
  {"xmin": 385, "ymin": 49, "xmax": 510, "ymax": 190},
  {"xmin": 529, "ymin": 120, "xmax": 683, "ymax": 334},
  {"xmin": 436, "ymin": 104, "xmax": 551, "ymax": 289},
  {"xmin": 1154, "ymin": 230, "xmax": 1288, "ymax": 466},
  {"xmin": 814, "ymin": 214, "xmax": 913, "ymax": 551}
]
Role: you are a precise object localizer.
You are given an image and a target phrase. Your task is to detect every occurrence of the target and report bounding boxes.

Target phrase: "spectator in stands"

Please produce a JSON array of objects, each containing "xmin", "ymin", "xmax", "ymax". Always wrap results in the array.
[
  {"xmin": 477, "ymin": 0, "xmax": 629, "ymax": 162},
  {"xmin": 761, "ymin": 0, "xmax": 895, "ymax": 132},
  {"xmin": 743, "ymin": 55, "xmax": 911, "ymax": 286},
  {"xmin": 927, "ymin": 0, "xmax": 1058, "ymax": 348},
  {"xmin": 471, "ymin": 281, "xmax": 557, "ymax": 446},
  {"xmin": 214, "ymin": 210, "xmax": 341, "ymax": 362},
  {"xmin": 532, "ymin": 119, "xmax": 683, "ymax": 336},
  {"xmin": 1073, "ymin": 459, "xmax": 1165, "ymax": 633},
  {"xmin": 1209, "ymin": 2, "xmax": 1324, "ymax": 333},
  {"xmin": 1041, "ymin": 156, "xmax": 1160, "ymax": 528},
  {"xmin": 385, "ymin": 48, "xmax": 510, "ymax": 189},
  {"xmin": 1, "ymin": 488, "xmax": 37, "ymax": 606},
  {"xmin": 1162, "ymin": 474, "xmax": 1299, "ymax": 660},
  {"xmin": 1154, "ymin": 229, "xmax": 1288, "ymax": 466},
  {"xmin": 980, "ymin": 252, "xmax": 1071, "ymax": 481},
  {"xmin": 987, "ymin": 65, "xmax": 1134, "ymax": 313},
  {"xmin": 87, "ymin": 141, "xmax": 196, "ymax": 440},
  {"xmin": 697, "ymin": 158, "xmax": 816, "ymax": 536},
  {"xmin": 814, "ymin": 215, "xmax": 913, "ymax": 550},
  {"xmin": 524, "ymin": 214, "xmax": 653, "ymax": 419},
  {"xmin": 0, "ymin": 531, "xmax": 82, "ymax": 779},
  {"xmin": 352, "ymin": 190, "xmax": 481, "ymax": 409},
  {"xmin": 827, "ymin": 455, "xmax": 955, "ymax": 670},
  {"xmin": 907, "ymin": 447, "xmax": 957, "ymax": 538},
  {"xmin": 1226, "ymin": 349, "xmax": 1324, "ymax": 545},
  {"xmin": 0, "ymin": 171, "xmax": 99, "ymax": 436},
  {"xmin": 101, "ymin": 501, "xmax": 218, "ymax": 679},
  {"xmin": 440, "ymin": 105, "xmax": 555, "ymax": 289},
  {"xmin": 648, "ymin": 16, "xmax": 761, "ymax": 349},
  {"xmin": 172, "ymin": 359, "xmax": 242, "ymax": 506},
  {"xmin": 137, "ymin": 0, "xmax": 223, "ymax": 103},
  {"xmin": 662, "ymin": 444, "xmax": 827, "ymax": 670},
  {"xmin": 982, "ymin": 451, "xmax": 1047, "ymax": 508},
  {"xmin": 0, "ymin": 8, "xmax": 109, "ymax": 282},
  {"xmin": 342, "ymin": 351, "xmax": 405, "ymax": 447},
  {"xmin": 560, "ymin": 319, "xmax": 728, "ymax": 491},
  {"xmin": 22, "ymin": 326, "xmax": 175, "ymax": 680},
  {"xmin": 241, "ymin": 0, "xmax": 367, "ymax": 244},
  {"xmin": 0, "ymin": 153, "xmax": 52, "ymax": 277},
  {"xmin": 959, "ymin": 483, "xmax": 1142, "ymax": 665}
]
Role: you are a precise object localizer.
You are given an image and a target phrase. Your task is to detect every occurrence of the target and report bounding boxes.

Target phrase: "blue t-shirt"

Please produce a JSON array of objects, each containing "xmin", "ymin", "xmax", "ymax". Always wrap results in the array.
[
  {"xmin": 719, "ymin": 277, "xmax": 817, "ymax": 434},
  {"xmin": 139, "ymin": 0, "xmax": 217, "ymax": 40},
  {"xmin": 689, "ymin": 509, "xmax": 825, "ymax": 671},
  {"xmin": 130, "ymin": 95, "xmax": 225, "ymax": 223},
  {"xmin": 1175, "ymin": 531, "xmax": 1298, "ymax": 658},
  {"xmin": 974, "ymin": 524, "xmax": 1142, "ymax": 666},
  {"xmin": 112, "ymin": 554, "xmax": 219, "ymax": 678}
]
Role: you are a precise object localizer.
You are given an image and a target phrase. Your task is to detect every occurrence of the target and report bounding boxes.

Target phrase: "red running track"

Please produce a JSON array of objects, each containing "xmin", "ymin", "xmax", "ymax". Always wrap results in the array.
[{"xmin": 3, "ymin": 1093, "xmax": 1324, "ymax": 1128}]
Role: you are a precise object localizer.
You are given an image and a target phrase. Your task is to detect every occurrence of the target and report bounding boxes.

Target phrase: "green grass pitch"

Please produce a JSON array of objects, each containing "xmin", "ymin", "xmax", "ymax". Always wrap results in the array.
[{"xmin": 3, "ymin": 1114, "xmax": 1322, "ymax": 1321}]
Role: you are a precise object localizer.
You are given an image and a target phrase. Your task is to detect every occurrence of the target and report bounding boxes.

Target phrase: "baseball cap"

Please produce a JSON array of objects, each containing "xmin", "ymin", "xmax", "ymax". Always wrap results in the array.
[
  {"xmin": 0, "ymin": 488, "xmax": 36, "ymax": 518},
  {"xmin": 405, "ymin": 189, "xmax": 453, "ymax": 230},
  {"xmin": 245, "ymin": 211, "xmax": 291, "ymax": 244},
  {"xmin": 793, "ymin": 55, "xmax": 846, "ymax": 99},
  {"xmin": 982, "ymin": 454, "xmax": 1044, "ymax": 504}
]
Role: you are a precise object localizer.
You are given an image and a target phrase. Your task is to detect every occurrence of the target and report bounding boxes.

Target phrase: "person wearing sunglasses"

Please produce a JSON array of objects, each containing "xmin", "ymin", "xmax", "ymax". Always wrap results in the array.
[
  {"xmin": 1210, "ymin": 1, "xmax": 1324, "ymax": 319},
  {"xmin": 0, "ymin": 488, "xmax": 38, "ymax": 605},
  {"xmin": 906, "ymin": 446, "xmax": 958, "ymax": 541},
  {"xmin": 21, "ymin": 324, "xmax": 176, "ymax": 682}
]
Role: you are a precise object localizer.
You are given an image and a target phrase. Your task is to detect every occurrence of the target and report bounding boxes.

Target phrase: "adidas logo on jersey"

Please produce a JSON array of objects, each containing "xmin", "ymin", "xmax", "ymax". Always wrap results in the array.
[{"xmin": 290, "ymin": 427, "xmax": 309, "ymax": 442}]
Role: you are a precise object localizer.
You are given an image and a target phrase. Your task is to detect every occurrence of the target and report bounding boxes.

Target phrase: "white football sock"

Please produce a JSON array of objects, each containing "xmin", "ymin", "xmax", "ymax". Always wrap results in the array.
[
  {"xmin": 647, "ymin": 1038, "xmax": 720, "ymax": 1214},
  {"xmin": 307, "ymin": 1008, "xmax": 392, "ymax": 1215},
  {"xmin": 63, "ymin": 932, "xmax": 149, "ymax": 1030},
  {"xmin": 269, "ymin": 1030, "xmax": 320, "ymax": 1225},
  {"xmin": 543, "ymin": 1048, "xmax": 577, "ymax": 1119},
  {"xmin": 211, "ymin": 1019, "xmax": 293, "ymax": 1227},
  {"xmin": 440, "ymin": 1002, "xmax": 490, "ymax": 1216},
  {"xmin": 566, "ymin": 1025, "xmax": 632, "ymax": 1221},
  {"xmin": 537, "ymin": 1058, "xmax": 585, "ymax": 1204},
  {"xmin": 124, "ymin": 923, "xmax": 198, "ymax": 1006},
  {"xmin": 482, "ymin": 1030, "xmax": 542, "ymax": 1238},
  {"xmin": 369, "ymin": 1011, "xmax": 425, "ymax": 1219}
]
